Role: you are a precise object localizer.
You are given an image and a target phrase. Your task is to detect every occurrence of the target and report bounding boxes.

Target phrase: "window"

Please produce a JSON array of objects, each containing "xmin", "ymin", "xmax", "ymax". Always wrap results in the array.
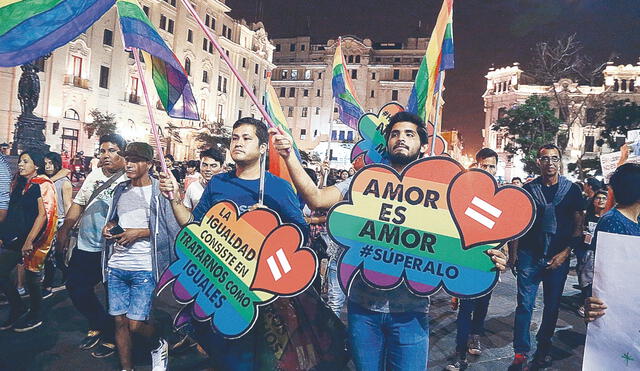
[
  {"xmin": 318, "ymin": 72, "xmax": 322, "ymax": 79},
  {"xmin": 223, "ymin": 77, "xmax": 227, "ymax": 93},
  {"xmin": 187, "ymin": 29, "xmax": 193, "ymax": 43},
  {"xmin": 280, "ymin": 87, "xmax": 286, "ymax": 97},
  {"xmin": 331, "ymin": 130, "xmax": 337, "ymax": 140},
  {"xmin": 339, "ymin": 131, "xmax": 345, "ymax": 140},
  {"xmin": 217, "ymin": 76, "xmax": 222, "ymax": 91},
  {"xmin": 371, "ymin": 72, "xmax": 376, "ymax": 80},
  {"xmin": 202, "ymin": 70, "xmax": 208, "ymax": 83},
  {"xmin": 205, "ymin": 14, "xmax": 215, "ymax": 30},
  {"xmin": 355, "ymin": 55, "xmax": 361, "ymax": 63},
  {"xmin": 72, "ymin": 56, "xmax": 82, "ymax": 78},
  {"xmin": 301, "ymin": 44, "xmax": 306, "ymax": 51},
  {"xmin": 167, "ymin": 19, "xmax": 174, "ymax": 33},
  {"xmin": 99, "ymin": 66, "xmax": 109, "ymax": 89},
  {"xmin": 370, "ymin": 90, "xmax": 375, "ymax": 98},
  {"xmin": 351, "ymin": 70, "xmax": 357, "ymax": 79},
  {"xmin": 184, "ymin": 57, "xmax": 191, "ymax": 76},
  {"xmin": 301, "ymin": 107, "xmax": 308, "ymax": 117},
  {"xmin": 275, "ymin": 44, "xmax": 281, "ymax": 52},
  {"xmin": 303, "ymin": 89, "xmax": 309, "ymax": 97},
  {"xmin": 238, "ymin": 110, "xmax": 242, "ymax": 120},
  {"xmin": 584, "ymin": 135, "xmax": 595, "ymax": 152},
  {"xmin": 240, "ymin": 87, "xmax": 244, "ymax": 97},
  {"xmin": 288, "ymin": 107, "xmax": 294, "ymax": 117},
  {"xmin": 291, "ymin": 70, "xmax": 298, "ymax": 80},
  {"xmin": 290, "ymin": 43, "xmax": 296, "ymax": 52},
  {"xmin": 347, "ymin": 131, "xmax": 354, "ymax": 141},
  {"xmin": 316, "ymin": 89, "xmax": 321, "ymax": 97},
  {"xmin": 394, "ymin": 57, "xmax": 400, "ymax": 63},
  {"xmin": 412, "ymin": 69, "xmax": 418, "ymax": 80},
  {"xmin": 160, "ymin": 15, "xmax": 167, "ymax": 30},
  {"xmin": 226, "ymin": 27, "xmax": 231, "ymax": 39},
  {"xmin": 300, "ymin": 128, "xmax": 307, "ymax": 139},
  {"xmin": 289, "ymin": 88, "xmax": 295, "ymax": 98},
  {"xmin": 203, "ymin": 38, "xmax": 208, "ymax": 51},
  {"xmin": 391, "ymin": 90, "xmax": 398, "ymax": 101},
  {"xmin": 217, "ymin": 104, "xmax": 223, "ymax": 123},
  {"xmin": 393, "ymin": 69, "xmax": 400, "ymax": 80},
  {"xmin": 314, "ymin": 130, "xmax": 318, "ymax": 137},
  {"xmin": 304, "ymin": 70, "xmax": 311, "ymax": 80},
  {"xmin": 281, "ymin": 70, "xmax": 288, "ymax": 79},
  {"xmin": 315, "ymin": 107, "xmax": 320, "ymax": 115},
  {"xmin": 348, "ymin": 55, "xmax": 354, "ymax": 63},
  {"xmin": 222, "ymin": 25, "xmax": 227, "ymax": 38},
  {"xmin": 255, "ymin": 64, "xmax": 259, "ymax": 74},
  {"xmin": 163, "ymin": 0, "xmax": 176, "ymax": 6},
  {"xmin": 64, "ymin": 109, "xmax": 80, "ymax": 120},
  {"xmin": 143, "ymin": 5, "xmax": 150, "ymax": 16},
  {"xmin": 103, "ymin": 29, "xmax": 113, "ymax": 46}
]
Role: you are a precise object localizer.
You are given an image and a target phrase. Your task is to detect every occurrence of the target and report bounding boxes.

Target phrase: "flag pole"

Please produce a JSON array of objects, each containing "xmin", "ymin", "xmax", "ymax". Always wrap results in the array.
[
  {"xmin": 324, "ymin": 98, "xmax": 336, "ymax": 187},
  {"xmin": 132, "ymin": 47, "xmax": 173, "ymax": 199},
  {"xmin": 180, "ymin": 0, "xmax": 276, "ymax": 130},
  {"xmin": 430, "ymin": 73, "xmax": 444, "ymax": 156},
  {"xmin": 259, "ymin": 149, "xmax": 266, "ymax": 204}
]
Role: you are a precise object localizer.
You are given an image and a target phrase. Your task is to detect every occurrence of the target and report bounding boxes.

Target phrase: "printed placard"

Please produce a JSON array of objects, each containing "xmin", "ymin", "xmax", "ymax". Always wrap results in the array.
[
  {"xmin": 327, "ymin": 157, "xmax": 535, "ymax": 298},
  {"xmin": 350, "ymin": 102, "xmax": 448, "ymax": 165},
  {"xmin": 159, "ymin": 201, "xmax": 317, "ymax": 338}
]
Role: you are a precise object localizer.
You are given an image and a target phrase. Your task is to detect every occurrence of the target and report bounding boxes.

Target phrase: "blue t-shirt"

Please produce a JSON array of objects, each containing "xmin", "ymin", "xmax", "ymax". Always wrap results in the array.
[
  {"xmin": 590, "ymin": 208, "xmax": 640, "ymax": 250},
  {"xmin": 192, "ymin": 171, "xmax": 309, "ymax": 239}
]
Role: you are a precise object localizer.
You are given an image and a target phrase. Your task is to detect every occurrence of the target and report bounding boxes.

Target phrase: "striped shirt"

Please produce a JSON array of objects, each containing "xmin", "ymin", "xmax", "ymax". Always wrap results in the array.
[{"xmin": 0, "ymin": 154, "xmax": 11, "ymax": 210}]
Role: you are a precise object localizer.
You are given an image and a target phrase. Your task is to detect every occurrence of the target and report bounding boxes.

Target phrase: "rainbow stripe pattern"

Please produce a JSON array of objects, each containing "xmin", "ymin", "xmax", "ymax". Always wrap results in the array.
[
  {"xmin": 332, "ymin": 38, "xmax": 365, "ymax": 129},
  {"xmin": 117, "ymin": 0, "xmax": 198, "ymax": 120},
  {"xmin": 327, "ymin": 157, "xmax": 499, "ymax": 298},
  {"xmin": 407, "ymin": 0, "xmax": 454, "ymax": 123},
  {"xmin": 264, "ymin": 83, "xmax": 301, "ymax": 186},
  {"xmin": 0, "ymin": 0, "xmax": 115, "ymax": 67}
]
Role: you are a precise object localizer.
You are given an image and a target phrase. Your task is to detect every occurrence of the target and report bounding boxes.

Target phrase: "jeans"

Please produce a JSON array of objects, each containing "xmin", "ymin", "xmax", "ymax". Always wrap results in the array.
[
  {"xmin": 513, "ymin": 249, "xmax": 570, "ymax": 355},
  {"xmin": 107, "ymin": 268, "xmax": 155, "ymax": 321},
  {"xmin": 348, "ymin": 301, "xmax": 429, "ymax": 371},
  {"xmin": 0, "ymin": 248, "xmax": 43, "ymax": 317},
  {"xmin": 192, "ymin": 319, "xmax": 255, "ymax": 371},
  {"xmin": 66, "ymin": 249, "xmax": 114, "ymax": 341},
  {"xmin": 327, "ymin": 259, "xmax": 346, "ymax": 317},
  {"xmin": 455, "ymin": 291, "xmax": 493, "ymax": 353}
]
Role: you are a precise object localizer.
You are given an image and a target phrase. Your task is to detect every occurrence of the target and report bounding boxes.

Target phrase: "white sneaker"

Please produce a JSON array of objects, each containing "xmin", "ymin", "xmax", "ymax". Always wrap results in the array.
[{"xmin": 150, "ymin": 338, "xmax": 168, "ymax": 371}]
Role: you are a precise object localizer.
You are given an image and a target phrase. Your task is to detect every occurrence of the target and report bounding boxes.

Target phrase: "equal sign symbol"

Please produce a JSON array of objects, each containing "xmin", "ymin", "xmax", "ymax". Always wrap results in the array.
[
  {"xmin": 464, "ymin": 197, "xmax": 502, "ymax": 229},
  {"xmin": 266, "ymin": 248, "xmax": 291, "ymax": 281}
]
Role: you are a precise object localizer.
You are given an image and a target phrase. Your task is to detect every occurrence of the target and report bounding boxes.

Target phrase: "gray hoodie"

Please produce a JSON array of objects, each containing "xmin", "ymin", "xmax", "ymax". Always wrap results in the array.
[{"xmin": 103, "ymin": 177, "xmax": 181, "ymax": 284}]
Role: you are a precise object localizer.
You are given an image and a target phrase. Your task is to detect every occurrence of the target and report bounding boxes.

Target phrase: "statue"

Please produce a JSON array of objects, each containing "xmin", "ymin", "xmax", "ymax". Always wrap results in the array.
[{"xmin": 18, "ymin": 63, "xmax": 40, "ymax": 117}]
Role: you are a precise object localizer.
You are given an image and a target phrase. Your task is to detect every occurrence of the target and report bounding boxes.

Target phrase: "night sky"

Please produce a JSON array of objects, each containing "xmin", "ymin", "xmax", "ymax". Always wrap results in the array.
[{"xmin": 228, "ymin": 0, "xmax": 640, "ymax": 155}]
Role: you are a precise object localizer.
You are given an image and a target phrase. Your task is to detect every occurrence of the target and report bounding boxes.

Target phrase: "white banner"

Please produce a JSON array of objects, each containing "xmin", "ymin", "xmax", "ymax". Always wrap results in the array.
[{"xmin": 583, "ymin": 232, "xmax": 640, "ymax": 370}]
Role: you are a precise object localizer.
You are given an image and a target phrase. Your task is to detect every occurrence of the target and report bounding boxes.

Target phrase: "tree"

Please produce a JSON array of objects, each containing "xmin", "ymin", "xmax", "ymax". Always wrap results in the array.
[
  {"xmin": 85, "ymin": 109, "xmax": 117, "ymax": 138},
  {"xmin": 194, "ymin": 120, "xmax": 230, "ymax": 150},
  {"xmin": 493, "ymin": 95, "xmax": 562, "ymax": 174},
  {"xmin": 596, "ymin": 99, "xmax": 640, "ymax": 150}
]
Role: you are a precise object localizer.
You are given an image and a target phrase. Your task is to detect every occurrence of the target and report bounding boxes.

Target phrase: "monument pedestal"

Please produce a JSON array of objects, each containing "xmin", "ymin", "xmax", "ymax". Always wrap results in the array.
[{"xmin": 11, "ymin": 114, "xmax": 50, "ymax": 155}]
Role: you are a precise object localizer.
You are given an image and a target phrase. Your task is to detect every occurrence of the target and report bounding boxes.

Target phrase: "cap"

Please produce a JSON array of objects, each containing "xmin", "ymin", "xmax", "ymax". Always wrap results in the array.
[{"xmin": 118, "ymin": 142, "xmax": 154, "ymax": 161}]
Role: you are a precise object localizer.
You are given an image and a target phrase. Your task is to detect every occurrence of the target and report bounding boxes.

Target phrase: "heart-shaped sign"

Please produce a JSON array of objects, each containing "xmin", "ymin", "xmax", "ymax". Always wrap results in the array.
[
  {"xmin": 251, "ymin": 226, "xmax": 317, "ymax": 295},
  {"xmin": 448, "ymin": 170, "xmax": 535, "ymax": 249}
]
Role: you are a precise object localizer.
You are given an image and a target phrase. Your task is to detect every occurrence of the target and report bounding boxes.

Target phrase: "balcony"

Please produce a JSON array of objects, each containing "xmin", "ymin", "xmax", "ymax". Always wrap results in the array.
[{"xmin": 63, "ymin": 74, "xmax": 90, "ymax": 89}]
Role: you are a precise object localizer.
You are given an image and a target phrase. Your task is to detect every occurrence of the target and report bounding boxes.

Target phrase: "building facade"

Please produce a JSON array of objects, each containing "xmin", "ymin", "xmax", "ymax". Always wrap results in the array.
[
  {"xmin": 482, "ymin": 61, "xmax": 640, "ymax": 180},
  {"xmin": 269, "ymin": 36, "xmax": 429, "ymax": 157},
  {"xmin": 0, "ymin": 0, "xmax": 275, "ymax": 160}
]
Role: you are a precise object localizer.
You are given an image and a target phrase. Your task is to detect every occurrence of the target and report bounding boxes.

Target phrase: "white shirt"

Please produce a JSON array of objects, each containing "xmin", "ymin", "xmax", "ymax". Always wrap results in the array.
[{"xmin": 183, "ymin": 181, "xmax": 205, "ymax": 210}]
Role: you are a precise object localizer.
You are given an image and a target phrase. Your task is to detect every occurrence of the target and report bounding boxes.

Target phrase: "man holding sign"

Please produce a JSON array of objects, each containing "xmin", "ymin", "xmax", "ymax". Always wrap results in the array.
[
  {"xmin": 159, "ymin": 117, "xmax": 308, "ymax": 369},
  {"xmin": 270, "ymin": 112, "xmax": 508, "ymax": 370}
]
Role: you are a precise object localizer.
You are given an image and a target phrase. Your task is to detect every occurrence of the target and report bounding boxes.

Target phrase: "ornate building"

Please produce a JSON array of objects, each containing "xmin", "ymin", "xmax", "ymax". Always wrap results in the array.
[
  {"xmin": 0, "ymin": 0, "xmax": 275, "ymax": 160},
  {"xmin": 269, "ymin": 35, "xmax": 429, "ymax": 158},
  {"xmin": 482, "ymin": 61, "xmax": 640, "ymax": 180}
]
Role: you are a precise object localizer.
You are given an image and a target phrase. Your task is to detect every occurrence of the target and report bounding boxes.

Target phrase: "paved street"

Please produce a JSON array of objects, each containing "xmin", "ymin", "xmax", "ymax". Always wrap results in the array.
[{"xmin": 0, "ymin": 262, "xmax": 587, "ymax": 370}]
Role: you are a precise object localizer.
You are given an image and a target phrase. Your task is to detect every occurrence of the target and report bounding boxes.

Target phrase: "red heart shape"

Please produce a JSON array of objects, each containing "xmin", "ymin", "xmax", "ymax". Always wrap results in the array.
[
  {"xmin": 448, "ymin": 170, "xmax": 535, "ymax": 249},
  {"xmin": 251, "ymin": 226, "xmax": 317, "ymax": 295}
]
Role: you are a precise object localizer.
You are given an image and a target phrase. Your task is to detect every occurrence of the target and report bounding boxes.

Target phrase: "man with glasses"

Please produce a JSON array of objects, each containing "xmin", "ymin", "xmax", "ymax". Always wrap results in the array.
[{"xmin": 508, "ymin": 144, "xmax": 584, "ymax": 370}]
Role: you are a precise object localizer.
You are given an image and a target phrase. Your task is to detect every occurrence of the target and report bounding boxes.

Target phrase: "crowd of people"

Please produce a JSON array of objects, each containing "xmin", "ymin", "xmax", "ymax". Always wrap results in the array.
[{"xmin": 0, "ymin": 112, "xmax": 638, "ymax": 371}]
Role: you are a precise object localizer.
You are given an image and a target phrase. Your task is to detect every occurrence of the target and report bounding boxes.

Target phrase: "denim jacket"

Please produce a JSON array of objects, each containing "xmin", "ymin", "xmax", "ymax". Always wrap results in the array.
[{"xmin": 102, "ymin": 177, "xmax": 181, "ymax": 283}]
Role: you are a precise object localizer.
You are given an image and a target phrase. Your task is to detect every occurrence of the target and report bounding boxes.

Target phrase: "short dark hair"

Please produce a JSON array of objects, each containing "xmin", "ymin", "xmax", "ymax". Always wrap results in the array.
[
  {"xmin": 186, "ymin": 160, "xmax": 199, "ymax": 169},
  {"xmin": 594, "ymin": 189, "xmax": 608, "ymax": 198},
  {"xmin": 476, "ymin": 148, "xmax": 498, "ymax": 162},
  {"xmin": 44, "ymin": 152, "xmax": 62, "ymax": 173},
  {"xmin": 511, "ymin": 177, "xmax": 522, "ymax": 183},
  {"xmin": 537, "ymin": 143, "xmax": 561, "ymax": 158},
  {"xmin": 200, "ymin": 148, "xmax": 225, "ymax": 165},
  {"xmin": 585, "ymin": 177, "xmax": 603, "ymax": 192},
  {"xmin": 233, "ymin": 117, "xmax": 269, "ymax": 146},
  {"xmin": 99, "ymin": 133, "xmax": 126, "ymax": 151},
  {"xmin": 610, "ymin": 163, "xmax": 640, "ymax": 206},
  {"xmin": 384, "ymin": 111, "xmax": 429, "ymax": 146},
  {"xmin": 164, "ymin": 153, "xmax": 175, "ymax": 162}
]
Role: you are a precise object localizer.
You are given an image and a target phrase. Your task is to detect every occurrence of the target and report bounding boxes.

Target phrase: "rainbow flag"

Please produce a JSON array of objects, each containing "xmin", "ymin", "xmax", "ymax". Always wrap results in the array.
[
  {"xmin": 407, "ymin": 0, "xmax": 454, "ymax": 123},
  {"xmin": 264, "ymin": 83, "xmax": 301, "ymax": 186},
  {"xmin": 0, "ymin": 0, "xmax": 115, "ymax": 67},
  {"xmin": 331, "ymin": 38, "xmax": 365, "ymax": 129},
  {"xmin": 117, "ymin": 0, "xmax": 198, "ymax": 120}
]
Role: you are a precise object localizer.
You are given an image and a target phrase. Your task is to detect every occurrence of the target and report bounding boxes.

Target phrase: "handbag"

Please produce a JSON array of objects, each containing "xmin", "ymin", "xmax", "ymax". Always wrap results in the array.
[{"xmin": 63, "ymin": 170, "xmax": 124, "ymax": 265}]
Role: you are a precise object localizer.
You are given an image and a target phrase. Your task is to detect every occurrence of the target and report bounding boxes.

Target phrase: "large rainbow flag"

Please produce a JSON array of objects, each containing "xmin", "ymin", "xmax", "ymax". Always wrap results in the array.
[
  {"xmin": 407, "ymin": 0, "xmax": 454, "ymax": 123},
  {"xmin": 264, "ymin": 82, "xmax": 301, "ymax": 186},
  {"xmin": 331, "ymin": 38, "xmax": 365, "ymax": 129},
  {"xmin": 0, "ymin": 0, "xmax": 115, "ymax": 67},
  {"xmin": 117, "ymin": 0, "xmax": 198, "ymax": 120}
]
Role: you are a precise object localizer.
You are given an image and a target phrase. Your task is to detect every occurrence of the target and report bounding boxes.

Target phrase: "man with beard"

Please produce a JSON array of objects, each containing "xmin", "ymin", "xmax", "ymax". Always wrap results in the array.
[{"xmin": 270, "ymin": 111, "xmax": 508, "ymax": 370}]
